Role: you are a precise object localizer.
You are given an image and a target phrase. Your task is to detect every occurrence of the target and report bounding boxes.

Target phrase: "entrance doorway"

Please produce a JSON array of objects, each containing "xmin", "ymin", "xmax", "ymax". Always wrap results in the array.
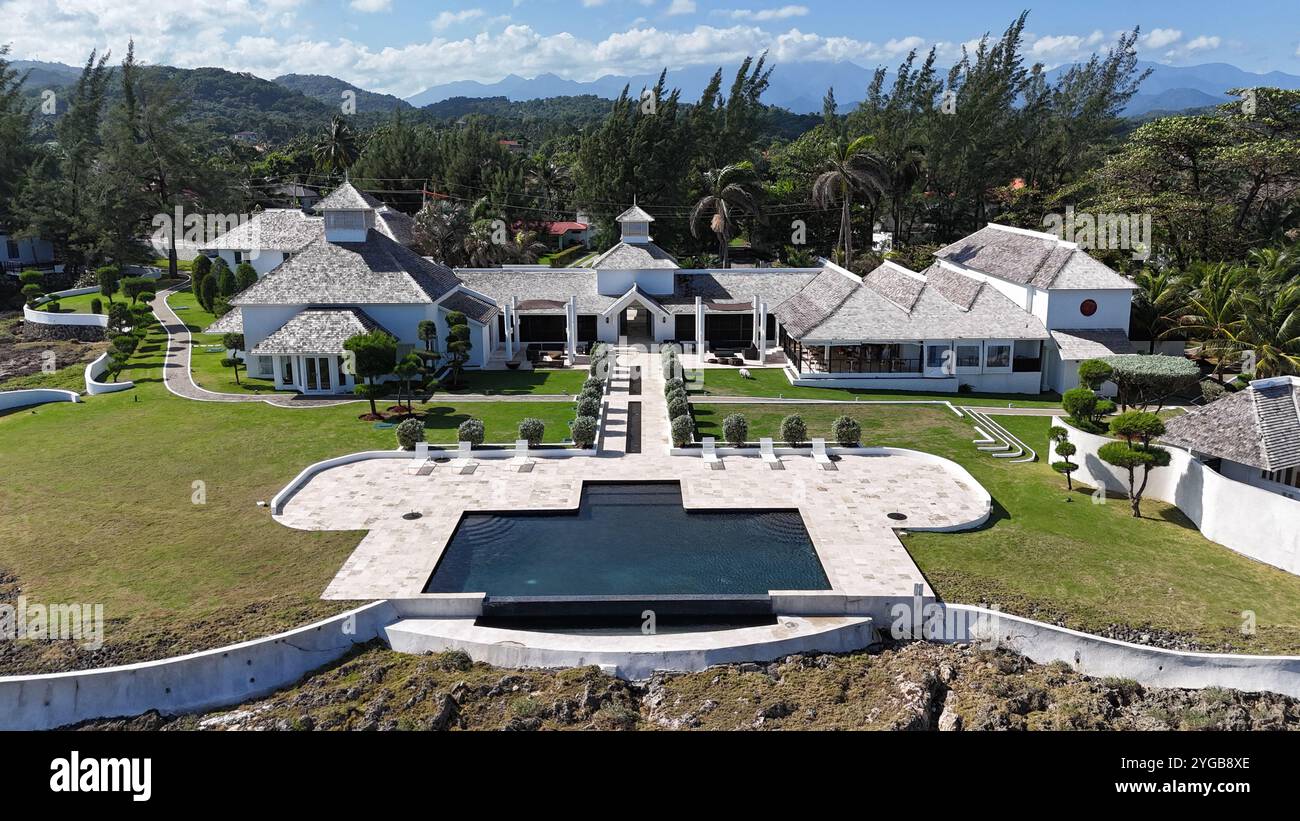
[
  {"xmin": 619, "ymin": 306, "xmax": 654, "ymax": 343},
  {"xmin": 303, "ymin": 356, "xmax": 334, "ymax": 393}
]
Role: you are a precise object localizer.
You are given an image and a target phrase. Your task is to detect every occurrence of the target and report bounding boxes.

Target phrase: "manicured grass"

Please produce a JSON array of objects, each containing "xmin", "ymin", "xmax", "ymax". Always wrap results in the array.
[
  {"xmin": 187, "ymin": 332, "xmax": 288, "ymax": 395},
  {"xmin": 37, "ymin": 291, "xmax": 110, "ymax": 314},
  {"xmin": 444, "ymin": 368, "xmax": 590, "ymax": 395},
  {"xmin": 166, "ymin": 288, "xmax": 216, "ymax": 332},
  {"xmin": 692, "ymin": 402, "xmax": 1300, "ymax": 653},
  {"xmin": 691, "ymin": 367, "xmax": 1064, "ymax": 408},
  {"xmin": 0, "ymin": 320, "xmax": 584, "ymax": 671}
]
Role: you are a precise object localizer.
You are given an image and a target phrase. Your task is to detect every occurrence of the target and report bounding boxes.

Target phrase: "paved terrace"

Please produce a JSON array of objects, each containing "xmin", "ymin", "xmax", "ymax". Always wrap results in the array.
[{"xmin": 275, "ymin": 350, "xmax": 989, "ymax": 613}]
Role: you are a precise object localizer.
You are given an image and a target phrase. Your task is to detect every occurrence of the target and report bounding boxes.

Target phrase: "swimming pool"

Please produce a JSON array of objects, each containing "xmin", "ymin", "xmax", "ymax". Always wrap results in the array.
[{"xmin": 422, "ymin": 482, "xmax": 830, "ymax": 599}]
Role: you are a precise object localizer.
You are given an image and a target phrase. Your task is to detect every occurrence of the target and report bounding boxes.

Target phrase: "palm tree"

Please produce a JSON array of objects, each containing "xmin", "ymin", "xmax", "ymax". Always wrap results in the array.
[
  {"xmin": 527, "ymin": 158, "xmax": 572, "ymax": 216},
  {"xmin": 1176, "ymin": 264, "xmax": 1245, "ymax": 382},
  {"xmin": 812, "ymin": 134, "xmax": 888, "ymax": 265},
  {"xmin": 689, "ymin": 162, "xmax": 764, "ymax": 268},
  {"xmin": 1231, "ymin": 284, "xmax": 1300, "ymax": 377},
  {"xmin": 1131, "ymin": 268, "xmax": 1187, "ymax": 353},
  {"xmin": 413, "ymin": 199, "xmax": 469, "ymax": 265},
  {"xmin": 313, "ymin": 115, "xmax": 359, "ymax": 176},
  {"xmin": 1248, "ymin": 247, "xmax": 1297, "ymax": 287}
]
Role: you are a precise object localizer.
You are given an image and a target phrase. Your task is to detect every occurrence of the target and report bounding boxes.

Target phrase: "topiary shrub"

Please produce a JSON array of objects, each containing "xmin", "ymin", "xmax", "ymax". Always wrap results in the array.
[
  {"xmin": 670, "ymin": 414, "xmax": 694, "ymax": 447},
  {"xmin": 722, "ymin": 413, "xmax": 748, "ymax": 447},
  {"xmin": 831, "ymin": 415, "xmax": 861, "ymax": 447},
  {"xmin": 663, "ymin": 377, "xmax": 684, "ymax": 396},
  {"xmin": 667, "ymin": 396, "xmax": 691, "ymax": 419},
  {"xmin": 518, "ymin": 417, "xmax": 545, "ymax": 447},
  {"xmin": 583, "ymin": 377, "xmax": 604, "ymax": 393},
  {"xmin": 395, "ymin": 418, "xmax": 425, "ymax": 450},
  {"xmin": 665, "ymin": 387, "xmax": 687, "ymax": 406},
  {"xmin": 90, "ymin": 297, "xmax": 103, "ymax": 314},
  {"xmin": 110, "ymin": 334, "xmax": 138, "ymax": 356},
  {"xmin": 580, "ymin": 386, "xmax": 603, "ymax": 403},
  {"xmin": 569, "ymin": 416, "xmax": 598, "ymax": 449},
  {"xmin": 576, "ymin": 396, "xmax": 601, "ymax": 418},
  {"xmin": 780, "ymin": 414, "xmax": 807, "ymax": 448},
  {"xmin": 457, "ymin": 418, "xmax": 485, "ymax": 447}
]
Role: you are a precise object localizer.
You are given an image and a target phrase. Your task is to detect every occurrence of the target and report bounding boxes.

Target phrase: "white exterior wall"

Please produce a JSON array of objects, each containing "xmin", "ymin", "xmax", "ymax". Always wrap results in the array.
[
  {"xmin": 214, "ymin": 249, "xmax": 286, "ymax": 278},
  {"xmin": 1042, "ymin": 288, "xmax": 1133, "ymax": 331},
  {"xmin": 1, "ymin": 233, "xmax": 54, "ymax": 265},
  {"xmin": 1059, "ymin": 419, "xmax": 1300, "ymax": 575},
  {"xmin": 595, "ymin": 268, "xmax": 675, "ymax": 296}
]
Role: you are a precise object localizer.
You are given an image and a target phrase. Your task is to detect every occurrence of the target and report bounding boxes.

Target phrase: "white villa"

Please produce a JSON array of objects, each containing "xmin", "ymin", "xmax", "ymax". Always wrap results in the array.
[{"xmin": 201, "ymin": 182, "xmax": 1138, "ymax": 397}]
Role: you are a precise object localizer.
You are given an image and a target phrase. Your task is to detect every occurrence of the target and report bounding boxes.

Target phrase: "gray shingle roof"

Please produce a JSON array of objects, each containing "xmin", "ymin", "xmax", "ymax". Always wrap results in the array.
[
  {"xmin": 616, "ymin": 204, "xmax": 655, "ymax": 223},
  {"xmin": 662, "ymin": 270, "xmax": 820, "ymax": 314},
  {"xmin": 315, "ymin": 182, "xmax": 384, "ymax": 211},
  {"xmin": 250, "ymin": 308, "xmax": 391, "ymax": 356},
  {"xmin": 440, "ymin": 290, "xmax": 500, "ymax": 325},
  {"xmin": 1161, "ymin": 378, "xmax": 1300, "ymax": 472},
  {"xmin": 863, "ymin": 262, "xmax": 925, "ymax": 311},
  {"xmin": 206, "ymin": 307, "xmax": 243, "ymax": 334},
  {"xmin": 936, "ymin": 224, "xmax": 1134, "ymax": 290},
  {"xmin": 455, "ymin": 270, "xmax": 616, "ymax": 314},
  {"xmin": 774, "ymin": 262, "xmax": 1050, "ymax": 343},
  {"xmin": 1050, "ymin": 328, "xmax": 1136, "ymax": 360},
  {"xmin": 923, "ymin": 263, "xmax": 982, "ymax": 310},
  {"xmin": 230, "ymin": 230, "xmax": 460, "ymax": 306},
  {"xmin": 200, "ymin": 209, "xmax": 323, "ymax": 252},
  {"xmin": 590, "ymin": 241, "xmax": 679, "ymax": 269},
  {"xmin": 375, "ymin": 207, "xmax": 415, "ymax": 247}
]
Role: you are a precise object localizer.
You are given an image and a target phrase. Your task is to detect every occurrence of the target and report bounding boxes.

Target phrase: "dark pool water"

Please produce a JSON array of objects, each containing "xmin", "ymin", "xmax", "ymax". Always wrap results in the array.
[{"xmin": 423, "ymin": 482, "xmax": 830, "ymax": 596}]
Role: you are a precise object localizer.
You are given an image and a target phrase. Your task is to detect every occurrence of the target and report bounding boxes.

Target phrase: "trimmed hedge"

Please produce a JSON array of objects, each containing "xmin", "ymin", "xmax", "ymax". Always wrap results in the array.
[
  {"xmin": 518, "ymin": 417, "xmax": 545, "ymax": 447},
  {"xmin": 395, "ymin": 418, "xmax": 425, "ymax": 450},
  {"xmin": 667, "ymin": 396, "xmax": 691, "ymax": 419},
  {"xmin": 457, "ymin": 418, "xmax": 485, "ymax": 447},
  {"xmin": 670, "ymin": 414, "xmax": 694, "ymax": 447},
  {"xmin": 780, "ymin": 414, "xmax": 807, "ymax": 448},
  {"xmin": 722, "ymin": 413, "xmax": 748, "ymax": 447},
  {"xmin": 569, "ymin": 416, "xmax": 598, "ymax": 449},
  {"xmin": 831, "ymin": 415, "xmax": 861, "ymax": 447}
]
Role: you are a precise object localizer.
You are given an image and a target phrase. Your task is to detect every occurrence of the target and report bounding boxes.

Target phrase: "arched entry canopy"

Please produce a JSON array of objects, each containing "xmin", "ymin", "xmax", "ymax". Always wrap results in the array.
[{"xmin": 602, "ymin": 283, "xmax": 671, "ymax": 343}]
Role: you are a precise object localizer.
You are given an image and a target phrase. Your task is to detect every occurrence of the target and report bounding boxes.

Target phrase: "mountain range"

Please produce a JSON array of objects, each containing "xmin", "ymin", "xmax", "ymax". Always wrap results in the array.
[
  {"xmin": 12, "ymin": 57, "xmax": 1300, "ymax": 125},
  {"xmin": 403, "ymin": 59, "xmax": 1300, "ymax": 117}
]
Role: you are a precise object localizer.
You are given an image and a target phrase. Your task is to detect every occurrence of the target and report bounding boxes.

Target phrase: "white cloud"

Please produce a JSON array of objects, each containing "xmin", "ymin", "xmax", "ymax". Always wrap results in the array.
[
  {"xmin": 723, "ymin": 5, "xmax": 809, "ymax": 21},
  {"xmin": 1025, "ymin": 30, "xmax": 1105, "ymax": 66},
  {"xmin": 1144, "ymin": 28, "xmax": 1182, "ymax": 49},
  {"xmin": 666, "ymin": 0, "xmax": 696, "ymax": 15},
  {"xmin": 1184, "ymin": 35, "xmax": 1222, "ymax": 52},
  {"xmin": 432, "ymin": 9, "xmax": 485, "ymax": 31},
  {"xmin": 349, "ymin": 0, "xmax": 391, "ymax": 12}
]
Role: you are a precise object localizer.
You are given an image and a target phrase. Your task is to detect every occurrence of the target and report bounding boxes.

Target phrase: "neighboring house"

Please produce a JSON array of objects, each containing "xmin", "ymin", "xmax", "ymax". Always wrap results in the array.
[
  {"xmin": 932, "ymin": 223, "xmax": 1138, "ymax": 394},
  {"xmin": 1160, "ymin": 376, "xmax": 1300, "ymax": 500},
  {"xmin": 267, "ymin": 183, "xmax": 321, "ymax": 210},
  {"xmin": 1, "ymin": 231, "xmax": 55, "ymax": 273},
  {"xmin": 210, "ymin": 184, "xmax": 1138, "ymax": 396}
]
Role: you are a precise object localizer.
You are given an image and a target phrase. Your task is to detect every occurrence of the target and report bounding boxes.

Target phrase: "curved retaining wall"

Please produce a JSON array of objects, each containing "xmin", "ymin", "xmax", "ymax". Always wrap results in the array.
[
  {"xmin": 0, "ymin": 388, "xmax": 80, "ymax": 412},
  {"xmin": 23, "ymin": 302, "xmax": 108, "ymax": 328},
  {"xmin": 0, "ymin": 602, "xmax": 396, "ymax": 731},
  {"xmin": 84, "ymin": 351, "xmax": 135, "ymax": 395},
  {"xmin": 942, "ymin": 604, "xmax": 1300, "ymax": 699},
  {"xmin": 1055, "ymin": 417, "xmax": 1300, "ymax": 575}
]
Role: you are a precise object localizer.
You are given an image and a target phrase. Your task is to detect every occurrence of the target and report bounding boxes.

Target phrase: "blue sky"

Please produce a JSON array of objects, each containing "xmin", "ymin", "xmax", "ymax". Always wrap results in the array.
[{"xmin": 3, "ymin": 0, "xmax": 1298, "ymax": 96}]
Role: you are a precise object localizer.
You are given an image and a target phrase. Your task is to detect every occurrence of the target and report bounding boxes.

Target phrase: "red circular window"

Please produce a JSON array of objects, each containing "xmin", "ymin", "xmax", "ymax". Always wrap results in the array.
[{"xmin": 1080, "ymin": 299, "xmax": 1098, "ymax": 317}]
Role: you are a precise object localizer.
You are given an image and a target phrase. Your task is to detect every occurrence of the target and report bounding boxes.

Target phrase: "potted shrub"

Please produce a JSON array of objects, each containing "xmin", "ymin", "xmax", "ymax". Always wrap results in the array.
[
  {"xmin": 780, "ymin": 414, "xmax": 807, "ymax": 448},
  {"xmin": 518, "ymin": 417, "xmax": 545, "ymax": 447},
  {"xmin": 722, "ymin": 413, "xmax": 748, "ymax": 447},
  {"xmin": 457, "ymin": 418, "xmax": 485, "ymax": 447},
  {"xmin": 395, "ymin": 418, "xmax": 425, "ymax": 451},
  {"xmin": 667, "ymin": 396, "xmax": 690, "ymax": 419},
  {"xmin": 671, "ymin": 415, "xmax": 694, "ymax": 448},
  {"xmin": 569, "ymin": 416, "xmax": 598, "ymax": 449},
  {"xmin": 576, "ymin": 395, "xmax": 601, "ymax": 418},
  {"xmin": 832, "ymin": 415, "xmax": 861, "ymax": 447}
]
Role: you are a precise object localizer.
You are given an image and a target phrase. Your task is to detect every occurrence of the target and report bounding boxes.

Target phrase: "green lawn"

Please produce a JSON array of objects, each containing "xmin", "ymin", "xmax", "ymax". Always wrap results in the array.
[
  {"xmin": 187, "ymin": 332, "xmax": 288, "ymax": 395},
  {"xmin": 0, "ymin": 319, "xmax": 584, "ymax": 673},
  {"xmin": 444, "ymin": 368, "xmax": 589, "ymax": 395},
  {"xmin": 692, "ymin": 402, "xmax": 1300, "ymax": 654},
  {"xmin": 691, "ymin": 366, "xmax": 1063, "ymax": 408},
  {"xmin": 166, "ymin": 288, "xmax": 216, "ymax": 332},
  {"xmin": 37, "ymin": 291, "xmax": 110, "ymax": 314}
]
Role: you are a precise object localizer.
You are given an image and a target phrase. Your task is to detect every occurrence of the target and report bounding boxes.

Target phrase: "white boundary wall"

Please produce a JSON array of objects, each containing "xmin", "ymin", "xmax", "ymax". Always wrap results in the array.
[
  {"xmin": 0, "ymin": 388, "xmax": 80, "ymax": 412},
  {"xmin": 84, "ymin": 351, "xmax": 134, "ymax": 395},
  {"xmin": 944, "ymin": 604, "xmax": 1300, "ymax": 698},
  {"xmin": 23, "ymin": 269, "xmax": 162, "ymax": 328},
  {"xmin": 0, "ymin": 602, "xmax": 396, "ymax": 731},
  {"xmin": 1056, "ymin": 417, "xmax": 1300, "ymax": 575}
]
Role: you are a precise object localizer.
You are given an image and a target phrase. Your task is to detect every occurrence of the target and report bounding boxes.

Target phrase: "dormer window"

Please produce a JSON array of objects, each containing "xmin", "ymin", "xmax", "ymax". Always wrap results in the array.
[{"xmin": 615, "ymin": 202, "xmax": 655, "ymax": 244}]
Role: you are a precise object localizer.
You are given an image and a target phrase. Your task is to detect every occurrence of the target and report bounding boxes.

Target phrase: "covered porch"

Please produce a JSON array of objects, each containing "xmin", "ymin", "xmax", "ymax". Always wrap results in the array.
[{"xmin": 249, "ymin": 308, "xmax": 381, "ymax": 395}]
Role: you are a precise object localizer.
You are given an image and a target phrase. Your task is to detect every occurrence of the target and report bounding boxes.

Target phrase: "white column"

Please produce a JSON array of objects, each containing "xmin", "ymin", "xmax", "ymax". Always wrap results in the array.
[
  {"xmin": 510, "ymin": 296, "xmax": 520, "ymax": 356},
  {"xmin": 752, "ymin": 294, "xmax": 761, "ymax": 348},
  {"xmin": 566, "ymin": 295, "xmax": 577, "ymax": 360},
  {"xmin": 758, "ymin": 301, "xmax": 768, "ymax": 365},
  {"xmin": 694, "ymin": 296, "xmax": 705, "ymax": 356}
]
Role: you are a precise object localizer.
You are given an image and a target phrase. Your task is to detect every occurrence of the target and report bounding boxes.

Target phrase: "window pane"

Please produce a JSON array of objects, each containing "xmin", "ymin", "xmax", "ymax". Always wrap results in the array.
[
  {"xmin": 956, "ymin": 345, "xmax": 981, "ymax": 367},
  {"xmin": 926, "ymin": 345, "xmax": 948, "ymax": 368},
  {"xmin": 986, "ymin": 345, "xmax": 1010, "ymax": 368}
]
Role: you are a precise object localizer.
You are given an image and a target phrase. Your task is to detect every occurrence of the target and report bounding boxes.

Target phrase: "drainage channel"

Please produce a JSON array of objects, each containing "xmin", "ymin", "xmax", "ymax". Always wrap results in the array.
[
  {"xmin": 628, "ymin": 365, "xmax": 641, "ymax": 396},
  {"xmin": 625, "ymin": 401, "xmax": 642, "ymax": 453}
]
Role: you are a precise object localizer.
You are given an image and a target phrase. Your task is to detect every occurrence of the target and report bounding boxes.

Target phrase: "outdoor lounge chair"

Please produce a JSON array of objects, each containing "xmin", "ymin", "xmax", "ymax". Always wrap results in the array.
[
  {"xmin": 702, "ymin": 436, "xmax": 724, "ymax": 470},
  {"xmin": 510, "ymin": 439, "xmax": 536, "ymax": 473},
  {"xmin": 811, "ymin": 438, "xmax": 837, "ymax": 471},
  {"xmin": 760, "ymin": 437, "xmax": 784, "ymax": 470},
  {"xmin": 405, "ymin": 441, "xmax": 436, "ymax": 476},
  {"xmin": 449, "ymin": 440, "xmax": 478, "ymax": 474}
]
